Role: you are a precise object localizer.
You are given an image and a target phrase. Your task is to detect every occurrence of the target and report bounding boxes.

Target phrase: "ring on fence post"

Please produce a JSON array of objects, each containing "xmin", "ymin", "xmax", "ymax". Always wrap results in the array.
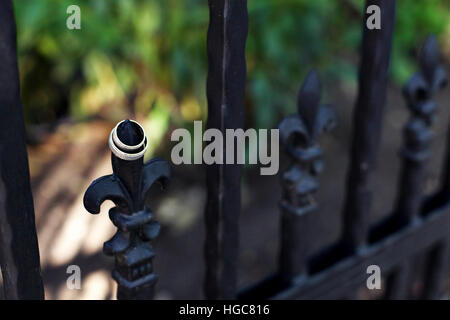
[
  {"xmin": 109, "ymin": 119, "xmax": 148, "ymax": 160},
  {"xmin": 83, "ymin": 119, "xmax": 171, "ymax": 300}
]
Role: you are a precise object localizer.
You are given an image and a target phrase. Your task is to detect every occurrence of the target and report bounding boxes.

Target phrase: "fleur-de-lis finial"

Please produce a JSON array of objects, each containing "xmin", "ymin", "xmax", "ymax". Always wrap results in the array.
[
  {"xmin": 83, "ymin": 119, "xmax": 171, "ymax": 299},
  {"xmin": 297, "ymin": 69, "xmax": 322, "ymax": 137},
  {"xmin": 394, "ymin": 35, "xmax": 447, "ymax": 226},
  {"xmin": 278, "ymin": 69, "xmax": 336, "ymax": 209},
  {"xmin": 280, "ymin": 69, "xmax": 336, "ymax": 162},
  {"xmin": 403, "ymin": 35, "xmax": 447, "ymax": 124},
  {"xmin": 420, "ymin": 36, "xmax": 447, "ymax": 92},
  {"xmin": 278, "ymin": 70, "xmax": 336, "ymax": 281}
]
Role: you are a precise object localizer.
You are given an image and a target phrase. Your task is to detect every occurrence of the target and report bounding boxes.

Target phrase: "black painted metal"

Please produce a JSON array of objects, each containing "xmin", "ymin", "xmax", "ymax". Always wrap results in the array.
[
  {"xmin": 421, "ymin": 240, "xmax": 449, "ymax": 299},
  {"xmin": 2, "ymin": 0, "xmax": 450, "ymax": 301},
  {"xmin": 204, "ymin": 0, "xmax": 248, "ymax": 299},
  {"xmin": 272, "ymin": 203, "xmax": 450, "ymax": 299},
  {"xmin": 441, "ymin": 125, "xmax": 450, "ymax": 204},
  {"xmin": 427, "ymin": 118, "xmax": 450, "ymax": 211},
  {"xmin": 77, "ymin": 1, "xmax": 450, "ymax": 301},
  {"xmin": 83, "ymin": 120, "xmax": 171, "ymax": 299},
  {"xmin": 380, "ymin": 36, "xmax": 447, "ymax": 299},
  {"xmin": 341, "ymin": 0, "xmax": 396, "ymax": 254},
  {"xmin": 394, "ymin": 35, "xmax": 447, "ymax": 228},
  {"xmin": 442, "ymin": 125, "xmax": 450, "ymax": 203},
  {"xmin": 278, "ymin": 70, "xmax": 336, "ymax": 283},
  {"xmin": 0, "ymin": 0, "xmax": 44, "ymax": 300},
  {"xmin": 239, "ymin": 6, "xmax": 450, "ymax": 300},
  {"xmin": 239, "ymin": 202, "xmax": 450, "ymax": 299}
]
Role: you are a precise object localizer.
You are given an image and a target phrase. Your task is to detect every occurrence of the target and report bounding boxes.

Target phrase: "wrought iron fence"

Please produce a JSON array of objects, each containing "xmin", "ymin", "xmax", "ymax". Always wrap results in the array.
[{"xmin": 1, "ymin": 0, "xmax": 450, "ymax": 300}]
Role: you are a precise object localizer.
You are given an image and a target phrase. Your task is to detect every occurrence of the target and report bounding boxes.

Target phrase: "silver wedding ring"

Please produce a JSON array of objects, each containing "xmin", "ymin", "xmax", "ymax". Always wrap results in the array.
[{"xmin": 108, "ymin": 120, "xmax": 148, "ymax": 161}]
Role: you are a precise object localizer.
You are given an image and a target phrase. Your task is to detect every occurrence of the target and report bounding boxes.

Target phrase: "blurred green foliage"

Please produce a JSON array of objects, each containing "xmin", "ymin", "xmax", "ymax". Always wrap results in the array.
[{"xmin": 13, "ymin": 0, "xmax": 450, "ymax": 136}]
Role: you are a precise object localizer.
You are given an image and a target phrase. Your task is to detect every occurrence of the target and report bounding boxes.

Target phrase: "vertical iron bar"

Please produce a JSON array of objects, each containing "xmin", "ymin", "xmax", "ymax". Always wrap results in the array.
[
  {"xmin": 0, "ymin": 0, "xmax": 44, "ymax": 299},
  {"xmin": 438, "ymin": 123, "xmax": 450, "ymax": 205},
  {"xmin": 204, "ymin": 0, "xmax": 248, "ymax": 299},
  {"xmin": 423, "ymin": 117, "xmax": 450, "ymax": 213},
  {"xmin": 386, "ymin": 36, "xmax": 446, "ymax": 300},
  {"xmin": 341, "ymin": 0, "xmax": 396, "ymax": 253},
  {"xmin": 393, "ymin": 36, "xmax": 446, "ymax": 226},
  {"xmin": 384, "ymin": 263, "xmax": 413, "ymax": 299},
  {"xmin": 421, "ymin": 241, "xmax": 449, "ymax": 299},
  {"xmin": 279, "ymin": 210, "xmax": 311, "ymax": 282}
]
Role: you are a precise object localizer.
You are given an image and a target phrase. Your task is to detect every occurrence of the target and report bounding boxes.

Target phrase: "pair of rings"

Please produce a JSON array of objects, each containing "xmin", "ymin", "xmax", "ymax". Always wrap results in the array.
[{"xmin": 108, "ymin": 120, "xmax": 148, "ymax": 161}]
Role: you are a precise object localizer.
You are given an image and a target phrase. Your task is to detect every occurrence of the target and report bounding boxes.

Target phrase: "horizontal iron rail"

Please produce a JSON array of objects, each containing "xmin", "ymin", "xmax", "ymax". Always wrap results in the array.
[{"xmin": 239, "ymin": 201, "xmax": 450, "ymax": 299}]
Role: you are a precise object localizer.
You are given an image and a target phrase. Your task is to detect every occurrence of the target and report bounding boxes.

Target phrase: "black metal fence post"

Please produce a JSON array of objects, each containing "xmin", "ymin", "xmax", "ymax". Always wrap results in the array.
[
  {"xmin": 394, "ymin": 36, "xmax": 447, "ymax": 227},
  {"xmin": 341, "ymin": 0, "xmax": 396, "ymax": 254},
  {"xmin": 278, "ymin": 70, "xmax": 336, "ymax": 283},
  {"xmin": 440, "ymin": 125, "xmax": 450, "ymax": 204},
  {"xmin": 83, "ymin": 120, "xmax": 171, "ymax": 299},
  {"xmin": 421, "ymin": 240, "xmax": 449, "ymax": 299},
  {"xmin": 0, "ymin": 0, "xmax": 44, "ymax": 299},
  {"xmin": 384, "ymin": 35, "xmax": 447, "ymax": 300},
  {"xmin": 204, "ymin": 0, "xmax": 248, "ymax": 299},
  {"xmin": 429, "ymin": 120, "xmax": 450, "ymax": 209}
]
